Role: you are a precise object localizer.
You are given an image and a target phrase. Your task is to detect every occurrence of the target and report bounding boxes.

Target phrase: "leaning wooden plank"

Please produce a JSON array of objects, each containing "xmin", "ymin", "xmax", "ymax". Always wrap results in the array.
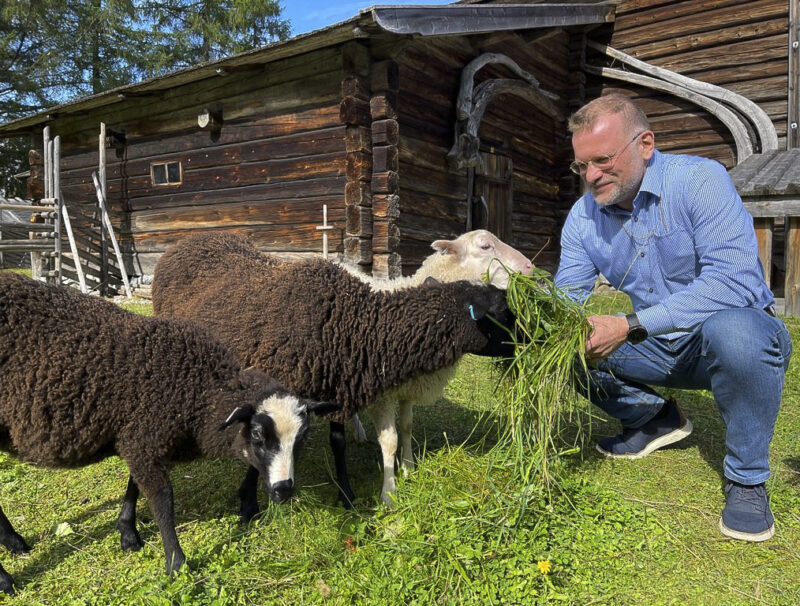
[
  {"xmin": 91, "ymin": 171, "xmax": 132, "ymax": 298},
  {"xmin": 587, "ymin": 41, "xmax": 778, "ymax": 153},
  {"xmin": 59, "ymin": 191, "xmax": 87, "ymax": 293},
  {"xmin": 583, "ymin": 64, "xmax": 754, "ymax": 162}
]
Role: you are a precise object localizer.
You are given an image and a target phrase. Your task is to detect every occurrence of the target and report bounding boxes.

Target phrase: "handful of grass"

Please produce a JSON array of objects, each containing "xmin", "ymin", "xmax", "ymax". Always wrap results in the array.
[{"xmin": 491, "ymin": 268, "xmax": 592, "ymax": 488}]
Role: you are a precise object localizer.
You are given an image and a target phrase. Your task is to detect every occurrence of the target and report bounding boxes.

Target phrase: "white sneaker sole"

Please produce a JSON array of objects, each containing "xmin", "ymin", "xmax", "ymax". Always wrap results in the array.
[
  {"xmin": 596, "ymin": 419, "xmax": 693, "ymax": 460},
  {"xmin": 718, "ymin": 518, "xmax": 775, "ymax": 542}
]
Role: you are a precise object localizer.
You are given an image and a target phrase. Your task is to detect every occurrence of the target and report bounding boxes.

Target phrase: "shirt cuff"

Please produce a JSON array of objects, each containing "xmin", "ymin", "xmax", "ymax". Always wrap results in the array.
[{"xmin": 635, "ymin": 303, "xmax": 675, "ymax": 337}]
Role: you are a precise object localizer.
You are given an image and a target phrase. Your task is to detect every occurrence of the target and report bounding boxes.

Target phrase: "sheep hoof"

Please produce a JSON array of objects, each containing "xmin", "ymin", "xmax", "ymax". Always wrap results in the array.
[
  {"xmin": 380, "ymin": 492, "xmax": 397, "ymax": 508},
  {"xmin": 239, "ymin": 502, "xmax": 260, "ymax": 524},
  {"xmin": 0, "ymin": 572, "xmax": 15, "ymax": 596},
  {"xmin": 1, "ymin": 533, "xmax": 30, "ymax": 555},
  {"xmin": 120, "ymin": 530, "xmax": 144, "ymax": 552}
]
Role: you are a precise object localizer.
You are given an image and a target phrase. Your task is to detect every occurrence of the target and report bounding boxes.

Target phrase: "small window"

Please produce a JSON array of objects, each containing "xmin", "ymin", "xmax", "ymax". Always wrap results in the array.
[{"xmin": 151, "ymin": 161, "xmax": 182, "ymax": 186}]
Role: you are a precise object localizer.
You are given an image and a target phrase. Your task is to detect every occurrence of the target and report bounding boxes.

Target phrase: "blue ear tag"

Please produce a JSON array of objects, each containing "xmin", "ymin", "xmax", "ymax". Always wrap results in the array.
[{"xmin": 469, "ymin": 304, "xmax": 477, "ymax": 321}]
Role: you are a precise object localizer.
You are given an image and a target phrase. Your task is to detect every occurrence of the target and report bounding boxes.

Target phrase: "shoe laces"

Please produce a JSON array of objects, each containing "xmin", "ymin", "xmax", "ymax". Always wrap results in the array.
[{"xmin": 728, "ymin": 483, "xmax": 767, "ymax": 512}]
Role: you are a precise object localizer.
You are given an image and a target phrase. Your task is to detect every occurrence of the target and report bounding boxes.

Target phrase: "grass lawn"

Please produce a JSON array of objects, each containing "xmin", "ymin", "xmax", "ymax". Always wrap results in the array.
[{"xmin": 0, "ymin": 293, "xmax": 797, "ymax": 604}]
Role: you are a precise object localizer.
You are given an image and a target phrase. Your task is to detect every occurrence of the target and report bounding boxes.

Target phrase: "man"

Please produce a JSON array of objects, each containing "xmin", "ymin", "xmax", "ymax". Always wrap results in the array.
[{"xmin": 554, "ymin": 94, "xmax": 793, "ymax": 542}]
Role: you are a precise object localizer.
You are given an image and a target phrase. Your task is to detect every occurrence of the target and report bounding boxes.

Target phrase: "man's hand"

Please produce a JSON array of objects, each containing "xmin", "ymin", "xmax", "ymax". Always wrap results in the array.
[{"xmin": 585, "ymin": 315, "xmax": 629, "ymax": 361}]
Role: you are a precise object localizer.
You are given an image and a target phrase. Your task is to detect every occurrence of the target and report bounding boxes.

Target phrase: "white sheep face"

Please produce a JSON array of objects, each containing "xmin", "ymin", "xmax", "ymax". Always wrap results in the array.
[
  {"xmin": 428, "ymin": 229, "xmax": 532, "ymax": 289},
  {"xmin": 246, "ymin": 395, "xmax": 310, "ymax": 504}
]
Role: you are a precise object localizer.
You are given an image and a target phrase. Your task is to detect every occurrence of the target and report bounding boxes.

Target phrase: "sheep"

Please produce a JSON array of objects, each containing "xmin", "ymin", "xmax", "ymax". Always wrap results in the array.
[
  {"xmin": 152, "ymin": 233, "xmax": 516, "ymax": 510},
  {"xmin": 335, "ymin": 230, "xmax": 531, "ymax": 496},
  {"xmin": 0, "ymin": 272, "xmax": 338, "ymax": 593}
]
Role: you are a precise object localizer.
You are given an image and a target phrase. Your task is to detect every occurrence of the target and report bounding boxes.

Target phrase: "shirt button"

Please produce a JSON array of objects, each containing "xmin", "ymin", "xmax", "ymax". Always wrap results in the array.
[
  {"xmin": 649, "ymin": 288, "xmax": 654, "ymax": 293},
  {"xmin": 640, "ymin": 252, "xmax": 645, "ymax": 257},
  {"xmin": 634, "ymin": 217, "xmax": 638, "ymax": 222}
]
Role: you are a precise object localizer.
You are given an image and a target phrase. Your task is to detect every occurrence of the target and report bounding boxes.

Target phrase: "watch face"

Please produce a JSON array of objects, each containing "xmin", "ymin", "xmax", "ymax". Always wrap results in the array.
[{"xmin": 628, "ymin": 326, "xmax": 648, "ymax": 344}]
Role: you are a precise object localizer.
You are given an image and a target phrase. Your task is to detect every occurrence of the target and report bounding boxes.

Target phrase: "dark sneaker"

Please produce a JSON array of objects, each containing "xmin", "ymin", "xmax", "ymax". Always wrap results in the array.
[
  {"xmin": 719, "ymin": 481, "xmax": 775, "ymax": 542},
  {"xmin": 596, "ymin": 398, "xmax": 693, "ymax": 459}
]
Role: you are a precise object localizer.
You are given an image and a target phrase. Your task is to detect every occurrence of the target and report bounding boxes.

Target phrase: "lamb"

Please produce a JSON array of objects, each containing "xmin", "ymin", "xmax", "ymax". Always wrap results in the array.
[
  {"xmin": 152, "ymin": 233, "xmax": 517, "ymax": 510},
  {"xmin": 0, "ymin": 272, "xmax": 338, "ymax": 593}
]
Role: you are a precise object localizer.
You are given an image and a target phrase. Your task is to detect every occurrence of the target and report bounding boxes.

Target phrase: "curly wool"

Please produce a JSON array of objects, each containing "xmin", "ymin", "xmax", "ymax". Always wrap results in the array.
[
  {"xmin": 0, "ymin": 271, "xmax": 275, "ymax": 470},
  {"xmin": 153, "ymin": 233, "xmax": 501, "ymax": 422}
]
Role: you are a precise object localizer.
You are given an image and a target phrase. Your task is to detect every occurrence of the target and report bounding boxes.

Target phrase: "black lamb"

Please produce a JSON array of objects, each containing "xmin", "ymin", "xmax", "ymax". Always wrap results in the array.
[{"xmin": 0, "ymin": 272, "xmax": 337, "ymax": 594}]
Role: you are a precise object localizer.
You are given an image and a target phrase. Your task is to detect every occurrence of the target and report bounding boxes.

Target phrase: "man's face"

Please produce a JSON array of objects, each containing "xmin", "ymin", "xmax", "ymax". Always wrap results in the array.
[{"xmin": 571, "ymin": 113, "xmax": 653, "ymax": 210}]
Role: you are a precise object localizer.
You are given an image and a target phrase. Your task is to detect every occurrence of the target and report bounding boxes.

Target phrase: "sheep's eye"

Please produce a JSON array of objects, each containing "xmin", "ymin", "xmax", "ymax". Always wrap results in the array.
[{"xmin": 481, "ymin": 243, "xmax": 492, "ymax": 250}]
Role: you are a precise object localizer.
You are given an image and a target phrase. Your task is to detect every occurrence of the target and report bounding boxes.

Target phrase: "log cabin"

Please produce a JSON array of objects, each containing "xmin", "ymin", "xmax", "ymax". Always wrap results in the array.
[{"xmin": 0, "ymin": 0, "xmax": 797, "ymax": 306}]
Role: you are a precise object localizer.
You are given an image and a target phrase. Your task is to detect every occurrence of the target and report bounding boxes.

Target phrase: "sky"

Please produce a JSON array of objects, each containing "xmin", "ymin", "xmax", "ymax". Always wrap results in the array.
[{"xmin": 282, "ymin": 0, "xmax": 454, "ymax": 37}]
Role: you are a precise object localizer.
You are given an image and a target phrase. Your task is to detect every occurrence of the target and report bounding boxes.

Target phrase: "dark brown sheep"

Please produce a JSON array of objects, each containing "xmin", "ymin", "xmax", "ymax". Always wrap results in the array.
[
  {"xmin": 152, "ymin": 233, "xmax": 513, "ymax": 508},
  {"xmin": 0, "ymin": 272, "xmax": 337, "ymax": 594}
]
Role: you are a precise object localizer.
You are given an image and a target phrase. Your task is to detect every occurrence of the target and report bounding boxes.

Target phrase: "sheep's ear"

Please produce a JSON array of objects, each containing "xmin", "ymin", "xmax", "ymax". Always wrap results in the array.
[
  {"xmin": 220, "ymin": 405, "xmax": 254, "ymax": 430},
  {"xmin": 423, "ymin": 276, "xmax": 440, "ymax": 286},
  {"xmin": 304, "ymin": 400, "xmax": 341, "ymax": 416},
  {"xmin": 431, "ymin": 239, "xmax": 459, "ymax": 255}
]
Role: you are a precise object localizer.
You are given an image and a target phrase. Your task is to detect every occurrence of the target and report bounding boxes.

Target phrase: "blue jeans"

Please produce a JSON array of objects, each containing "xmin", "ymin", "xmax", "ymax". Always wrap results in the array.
[{"xmin": 586, "ymin": 308, "xmax": 793, "ymax": 485}]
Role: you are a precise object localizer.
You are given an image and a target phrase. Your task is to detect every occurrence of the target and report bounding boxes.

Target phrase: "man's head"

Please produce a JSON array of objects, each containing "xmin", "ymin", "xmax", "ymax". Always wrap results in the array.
[{"xmin": 568, "ymin": 95, "xmax": 655, "ymax": 210}]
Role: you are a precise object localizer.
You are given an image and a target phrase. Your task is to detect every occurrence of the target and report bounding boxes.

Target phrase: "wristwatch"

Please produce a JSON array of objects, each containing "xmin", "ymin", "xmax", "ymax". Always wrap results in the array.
[{"xmin": 625, "ymin": 313, "xmax": 648, "ymax": 344}]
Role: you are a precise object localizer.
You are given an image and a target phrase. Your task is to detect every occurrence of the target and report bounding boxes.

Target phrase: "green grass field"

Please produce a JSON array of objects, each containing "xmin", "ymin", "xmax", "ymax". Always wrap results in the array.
[{"xmin": 0, "ymin": 293, "xmax": 797, "ymax": 604}]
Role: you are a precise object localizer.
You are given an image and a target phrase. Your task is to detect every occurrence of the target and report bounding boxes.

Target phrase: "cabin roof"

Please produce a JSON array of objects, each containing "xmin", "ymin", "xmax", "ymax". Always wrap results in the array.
[{"xmin": 0, "ymin": 2, "xmax": 614, "ymax": 137}]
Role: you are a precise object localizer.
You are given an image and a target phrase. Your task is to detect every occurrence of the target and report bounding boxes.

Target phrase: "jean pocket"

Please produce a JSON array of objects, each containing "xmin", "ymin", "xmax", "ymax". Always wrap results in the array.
[{"xmin": 654, "ymin": 228, "xmax": 696, "ymax": 283}]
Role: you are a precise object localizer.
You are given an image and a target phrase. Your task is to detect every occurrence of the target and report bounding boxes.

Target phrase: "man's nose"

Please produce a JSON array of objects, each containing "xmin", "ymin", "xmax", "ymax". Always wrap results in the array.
[{"xmin": 584, "ymin": 162, "xmax": 603, "ymax": 183}]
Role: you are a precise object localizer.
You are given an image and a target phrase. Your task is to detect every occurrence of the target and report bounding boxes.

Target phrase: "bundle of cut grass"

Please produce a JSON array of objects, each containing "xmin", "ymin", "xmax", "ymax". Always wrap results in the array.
[{"xmin": 490, "ymin": 268, "xmax": 592, "ymax": 488}]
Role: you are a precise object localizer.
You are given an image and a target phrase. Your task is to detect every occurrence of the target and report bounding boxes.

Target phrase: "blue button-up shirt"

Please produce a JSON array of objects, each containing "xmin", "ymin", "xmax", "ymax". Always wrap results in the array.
[{"xmin": 554, "ymin": 149, "xmax": 774, "ymax": 338}]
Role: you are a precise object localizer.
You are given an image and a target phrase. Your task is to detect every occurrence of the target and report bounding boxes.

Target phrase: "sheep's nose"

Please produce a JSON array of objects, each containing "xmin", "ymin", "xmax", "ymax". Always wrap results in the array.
[{"xmin": 271, "ymin": 479, "xmax": 294, "ymax": 503}]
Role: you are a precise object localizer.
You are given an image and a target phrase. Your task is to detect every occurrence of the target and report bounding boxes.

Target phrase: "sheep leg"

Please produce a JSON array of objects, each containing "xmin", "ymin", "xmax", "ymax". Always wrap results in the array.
[
  {"xmin": 0, "ymin": 507, "xmax": 30, "ymax": 555},
  {"xmin": 397, "ymin": 401, "xmax": 415, "ymax": 476},
  {"xmin": 351, "ymin": 413, "xmax": 368, "ymax": 443},
  {"xmin": 329, "ymin": 421, "xmax": 355, "ymax": 508},
  {"xmin": 132, "ymin": 469, "xmax": 186, "ymax": 576},
  {"xmin": 366, "ymin": 402, "xmax": 398, "ymax": 507},
  {"xmin": 116, "ymin": 475, "xmax": 144, "ymax": 551},
  {"xmin": 237, "ymin": 466, "xmax": 260, "ymax": 523},
  {"xmin": 0, "ymin": 562, "xmax": 13, "ymax": 595}
]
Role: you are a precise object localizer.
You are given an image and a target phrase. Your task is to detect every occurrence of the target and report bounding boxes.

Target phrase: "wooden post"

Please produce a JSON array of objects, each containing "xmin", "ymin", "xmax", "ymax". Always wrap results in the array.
[
  {"xmin": 753, "ymin": 217, "xmax": 774, "ymax": 287},
  {"xmin": 785, "ymin": 216, "xmax": 800, "ymax": 316},
  {"xmin": 53, "ymin": 136, "xmax": 62, "ymax": 283},
  {"xmin": 99, "ymin": 123, "xmax": 109, "ymax": 295},
  {"xmin": 316, "ymin": 204, "xmax": 334, "ymax": 259},
  {"xmin": 92, "ymin": 171, "xmax": 132, "ymax": 298}
]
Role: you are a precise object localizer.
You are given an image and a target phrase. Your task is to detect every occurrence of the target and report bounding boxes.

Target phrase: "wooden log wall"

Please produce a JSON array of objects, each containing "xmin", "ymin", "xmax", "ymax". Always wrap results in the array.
[
  {"xmin": 390, "ymin": 31, "xmax": 572, "ymax": 273},
  {"xmin": 589, "ymin": 0, "xmax": 790, "ymax": 168},
  {"xmin": 40, "ymin": 46, "xmax": 350, "ymax": 275}
]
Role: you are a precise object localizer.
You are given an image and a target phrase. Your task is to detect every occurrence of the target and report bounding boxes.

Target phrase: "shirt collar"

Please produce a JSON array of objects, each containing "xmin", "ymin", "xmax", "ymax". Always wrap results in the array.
[{"xmin": 597, "ymin": 149, "xmax": 663, "ymax": 216}]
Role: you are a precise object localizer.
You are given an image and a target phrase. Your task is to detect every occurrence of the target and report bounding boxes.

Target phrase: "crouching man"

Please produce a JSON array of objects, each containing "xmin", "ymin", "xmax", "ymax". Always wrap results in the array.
[{"xmin": 555, "ymin": 94, "xmax": 793, "ymax": 542}]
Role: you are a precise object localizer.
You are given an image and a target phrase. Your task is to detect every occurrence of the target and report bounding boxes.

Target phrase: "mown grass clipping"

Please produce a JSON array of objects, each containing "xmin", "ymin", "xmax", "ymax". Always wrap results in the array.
[{"xmin": 491, "ymin": 268, "xmax": 592, "ymax": 489}]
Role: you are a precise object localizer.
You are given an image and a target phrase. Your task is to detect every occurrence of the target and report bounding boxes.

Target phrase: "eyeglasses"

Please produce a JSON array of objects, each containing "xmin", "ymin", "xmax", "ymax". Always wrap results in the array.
[{"xmin": 569, "ymin": 131, "xmax": 645, "ymax": 176}]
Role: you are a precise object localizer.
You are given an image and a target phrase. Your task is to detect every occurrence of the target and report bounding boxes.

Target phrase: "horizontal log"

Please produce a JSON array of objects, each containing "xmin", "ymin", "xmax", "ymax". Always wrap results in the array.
[
  {"xmin": 373, "ymin": 193, "xmax": 400, "ymax": 220},
  {"xmin": 371, "ymin": 170, "xmax": 399, "ymax": 194},
  {"xmin": 372, "ymin": 220, "xmax": 400, "ymax": 253},
  {"xmin": 339, "ymin": 96, "xmax": 371, "ymax": 127},
  {"xmin": 743, "ymin": 198, "xmax": 800, "ymax": 218},
  {"xmin": 345, "ymin": 181, "xmax": 372, "ymax": 207},
  {"xmin": 623, "ymin": 18, "xmax": 788, "ymax": 62},
  {"xmin": 371, "ymin": 252, "xmax": 402, "ymax": 280},
  {"xmin": 343, "ymin": 236, "xmax": 372, "ymax": 265},
  {"xmin": 0, "ymin": 240, "xmax": 55, "ymax": 252},
  {"xmin": 612, "ymin": 0, "xmax": 786, "ymax": 49},
  {"xmin": 131, "ymin": 199, "xmax": 346, "ymax": 232},
  {"xmin": 346, "ymin": 205, "xmax": 372, "ymax": 237},
  {"xmin": 373, "ymin": 145, "xmax": 398, "ymax": 173},
  {"xmin": 131, "ymin": 224, "xmax": 344, "ymax": 254},
  {"xmin": 370, "ymin": 93, "xmax": 398, "ymax": 121},
  {"xmin": 341, "ymin": 75, "xmax": 369, "ymax": 101},
  {"xmin": 345, "ymin": 126, "xmax": 371, "ymax": 153},
  {"xmin": 346, "ymin": 152, "xmax": 372, "ymax": 183},
  {"xmin": 372, "ymin": 119, "xmax": 399, "ymax": 147},
  {"xmin": 59, "ymin": 106, "xmax": 345, "ymax": 171}
]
